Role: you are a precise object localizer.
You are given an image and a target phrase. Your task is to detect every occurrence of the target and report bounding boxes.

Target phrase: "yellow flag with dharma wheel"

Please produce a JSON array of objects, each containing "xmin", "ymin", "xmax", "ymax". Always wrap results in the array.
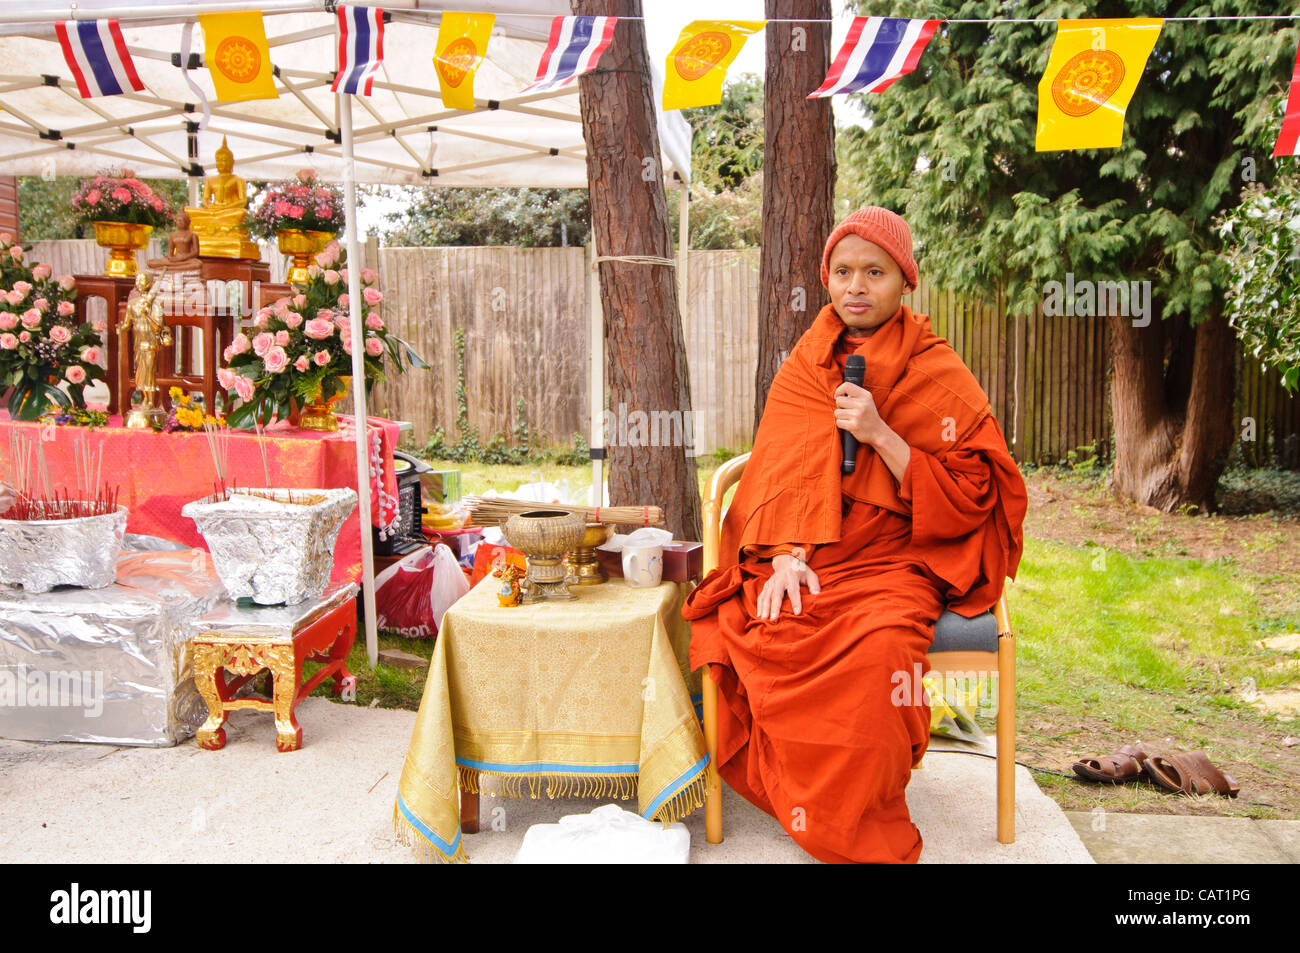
[
  {"xmin": 434, "ymin": 11, "xmax": 495, "ymax": 111},
  {"xmin": 198, "ymin": 10, "xmax": 279, "ymax": 103},
  {"xmin": 1035, "ymin": 18, "xmax": 1162, "ymax": 152},
  {"xmin": 662, "ymin": 20, "xmax": 766, "ymax": 111}
]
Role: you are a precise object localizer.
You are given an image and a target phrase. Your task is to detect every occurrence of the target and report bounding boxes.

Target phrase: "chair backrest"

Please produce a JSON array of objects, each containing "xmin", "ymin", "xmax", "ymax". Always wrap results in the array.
[{"xmin": 702, "ymin": 452, "xmax": 750, "ymax": 575}]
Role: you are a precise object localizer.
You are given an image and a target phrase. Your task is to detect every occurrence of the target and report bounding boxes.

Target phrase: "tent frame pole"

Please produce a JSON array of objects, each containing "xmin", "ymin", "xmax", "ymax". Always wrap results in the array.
[{"xmin": 339, "ymin": 90, "xmax": 379, "ymax": 668}]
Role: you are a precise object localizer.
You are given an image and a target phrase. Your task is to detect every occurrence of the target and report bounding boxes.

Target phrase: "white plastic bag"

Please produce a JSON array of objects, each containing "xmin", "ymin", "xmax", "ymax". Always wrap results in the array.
[{"xmin": 513, "ymin": 804, "xmax": 690, "ymax": 864}]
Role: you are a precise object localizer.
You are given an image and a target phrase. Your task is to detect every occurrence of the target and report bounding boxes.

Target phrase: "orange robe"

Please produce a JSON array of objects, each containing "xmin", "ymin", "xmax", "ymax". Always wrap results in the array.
[{"xmin": 683, "ymin": 303, "xmax": 1027, "ymax": 864}]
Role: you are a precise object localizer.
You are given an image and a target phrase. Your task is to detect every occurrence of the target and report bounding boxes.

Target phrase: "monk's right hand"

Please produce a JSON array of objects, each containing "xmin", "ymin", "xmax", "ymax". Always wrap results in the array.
[{"xmin": 757, "ymin": 552, "xmax": 821, "ymax": 620}]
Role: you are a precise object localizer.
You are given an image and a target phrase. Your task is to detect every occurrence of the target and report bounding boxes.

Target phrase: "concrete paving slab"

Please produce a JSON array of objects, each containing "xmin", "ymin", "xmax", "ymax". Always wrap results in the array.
[
  {"xmin": 1066, "ymin": 811, "xmax": 1298, "ymax": 864},
  {"xmin": 1256, "ymin": 820, "xmax": 1300, "ymax": 863},
  {"xmin": 0, "ymin": 699, "xmax": 1090, "ymax": 864}
]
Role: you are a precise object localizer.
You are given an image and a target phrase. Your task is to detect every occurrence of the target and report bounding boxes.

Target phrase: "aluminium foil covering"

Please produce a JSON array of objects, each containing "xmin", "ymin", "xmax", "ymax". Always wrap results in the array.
[{"xmin": 0, "ymin": 547, "xmax": 226, "ymax": 746}]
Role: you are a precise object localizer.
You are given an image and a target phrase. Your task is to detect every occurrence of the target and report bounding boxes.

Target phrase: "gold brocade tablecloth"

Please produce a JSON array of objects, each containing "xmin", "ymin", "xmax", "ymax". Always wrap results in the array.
[{"xmin": 395, "ymin": 577, "xmax": 708, "ymax": 863}]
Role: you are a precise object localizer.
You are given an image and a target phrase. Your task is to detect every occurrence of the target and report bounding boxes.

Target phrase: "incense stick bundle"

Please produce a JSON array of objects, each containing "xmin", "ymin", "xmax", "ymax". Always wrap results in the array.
[
  {"xmin": 253, "ymin": 420, "xmax": 271, "ymax": 488},
  {"xmin": 464, "ymin": 495, "xmax": 664, "ymax": 527},
  {"xmin": 202, "ymin": 419, "xmax": 231, "ymax": 498}
]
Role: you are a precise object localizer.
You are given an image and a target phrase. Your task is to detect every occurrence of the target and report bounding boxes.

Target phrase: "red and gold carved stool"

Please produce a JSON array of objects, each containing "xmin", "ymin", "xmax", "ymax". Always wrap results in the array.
[{"xmin": 191, "ymin": 582, "xmax": 358, "ymax": 752}]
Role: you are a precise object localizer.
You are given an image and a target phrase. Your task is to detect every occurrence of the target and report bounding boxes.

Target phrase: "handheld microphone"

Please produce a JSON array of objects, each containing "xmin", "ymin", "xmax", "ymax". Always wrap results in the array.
[{"xmin": 841, "ymin": 354, "xmax": 866, "ymax": 475}]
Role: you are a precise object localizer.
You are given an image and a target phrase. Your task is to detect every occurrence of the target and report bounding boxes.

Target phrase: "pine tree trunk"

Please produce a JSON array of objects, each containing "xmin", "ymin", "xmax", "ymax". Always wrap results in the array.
[
  {"xmin": 575, "ymin": 0, "xmax": 702, "ymax": 540},
  {"xmin": 1110, "ymin": 311, "xmax": 1236, "ymax": 512},
  {"xmin": 755, "ymin": 0, "xmax": 836, "ymax": 430}
]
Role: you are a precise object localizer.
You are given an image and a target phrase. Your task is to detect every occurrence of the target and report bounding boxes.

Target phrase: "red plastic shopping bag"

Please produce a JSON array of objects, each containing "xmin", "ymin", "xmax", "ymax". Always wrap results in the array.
[{"xmin": 374, "ymin": 544, "xmax": 469, "ymax": 638}]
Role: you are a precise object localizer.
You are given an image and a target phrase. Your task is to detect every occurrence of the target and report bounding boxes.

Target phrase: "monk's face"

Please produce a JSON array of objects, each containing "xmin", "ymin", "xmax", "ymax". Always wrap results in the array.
[{"xmin": 826, "ymin": 234, "xmax": 913, "ymax": 334}]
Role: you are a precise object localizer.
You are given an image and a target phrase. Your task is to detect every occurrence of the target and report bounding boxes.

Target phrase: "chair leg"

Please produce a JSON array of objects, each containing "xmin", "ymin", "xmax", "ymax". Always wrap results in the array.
[
  {"xmin": 996, "ymin": 633, "xmax": 1016, "ymax": 844},
  {"xmin": 703, "ymin": 668, "xmax": 722, "ymax": 844}
]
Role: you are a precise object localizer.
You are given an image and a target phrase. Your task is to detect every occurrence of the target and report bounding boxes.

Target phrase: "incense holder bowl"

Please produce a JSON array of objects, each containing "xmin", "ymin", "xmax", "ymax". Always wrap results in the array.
[
  {"xmin": 0, "ymin": 504, "xmax": 128, "ymax": 593},
  {"xmin": 502, "ymin": 509, "xmax": 585, "ymax": 603},
  {"xmin": 182, "ymin": 488, "xmax": 357, "ymax": 605}
]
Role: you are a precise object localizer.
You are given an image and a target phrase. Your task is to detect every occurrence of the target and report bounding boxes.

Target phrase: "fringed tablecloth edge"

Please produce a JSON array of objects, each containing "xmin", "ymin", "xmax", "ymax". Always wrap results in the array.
[
  {"xmin": 457, "ymin": 763, "xmax": 639, "ymax": 801},
  {"xmin": 394, "ymin": 793, "xmax": 467, "ymax": 864}
]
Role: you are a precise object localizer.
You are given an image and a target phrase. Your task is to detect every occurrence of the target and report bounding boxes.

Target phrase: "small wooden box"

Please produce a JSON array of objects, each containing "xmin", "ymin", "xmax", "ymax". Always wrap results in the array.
[{"xmin": 662, "ymin": 541, "xmax": 703, "ymax": 582}]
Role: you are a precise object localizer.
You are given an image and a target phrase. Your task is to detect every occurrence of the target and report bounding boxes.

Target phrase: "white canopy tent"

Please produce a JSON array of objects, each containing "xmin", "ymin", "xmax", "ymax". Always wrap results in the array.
[{"xmin": 0, "ymin": 0, "xmax": 693, "ymax": 664}]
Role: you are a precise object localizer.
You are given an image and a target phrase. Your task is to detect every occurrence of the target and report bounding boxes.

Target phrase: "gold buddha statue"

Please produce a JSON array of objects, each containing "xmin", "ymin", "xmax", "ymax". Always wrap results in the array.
[{"xmin": 185, "ymin": 137, "xmax": 260, "ymax": 260}]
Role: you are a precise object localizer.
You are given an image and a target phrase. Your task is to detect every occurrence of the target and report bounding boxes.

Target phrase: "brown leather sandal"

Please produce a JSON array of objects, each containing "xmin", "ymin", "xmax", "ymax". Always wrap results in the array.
[
  {"xmin": 1072, "ymin": 744, "xmax": 1148, "ymax": 783},
  {"xmin": 1142, "ymin": 751, "xmax": 1240, "ymax": 798}
]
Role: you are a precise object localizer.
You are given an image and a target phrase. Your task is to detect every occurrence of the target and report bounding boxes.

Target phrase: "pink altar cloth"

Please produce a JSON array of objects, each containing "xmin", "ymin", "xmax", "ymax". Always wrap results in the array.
[{"xmin": 0, "ymin": 413, "xmax": 400, "ymax": 588}]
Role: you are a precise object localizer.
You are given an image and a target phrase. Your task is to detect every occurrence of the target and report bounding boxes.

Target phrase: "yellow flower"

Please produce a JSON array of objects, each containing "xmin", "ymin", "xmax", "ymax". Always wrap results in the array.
[{"xmin": 169, "ymin": 386, "xmax": 182, "ymax": 401}]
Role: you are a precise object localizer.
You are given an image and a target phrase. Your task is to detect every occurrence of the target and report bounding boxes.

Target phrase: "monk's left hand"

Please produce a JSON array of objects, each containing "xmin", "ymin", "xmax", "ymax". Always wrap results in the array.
[{"xmin": 834, "ymin": 381, "xmax": 888, "ymax": 446}]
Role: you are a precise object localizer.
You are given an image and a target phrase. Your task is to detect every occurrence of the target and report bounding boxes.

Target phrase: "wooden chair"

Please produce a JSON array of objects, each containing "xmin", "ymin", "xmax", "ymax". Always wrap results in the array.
[{"xmin": 699, "ymin": 452, "xmax": 1017, "ymax": 846}]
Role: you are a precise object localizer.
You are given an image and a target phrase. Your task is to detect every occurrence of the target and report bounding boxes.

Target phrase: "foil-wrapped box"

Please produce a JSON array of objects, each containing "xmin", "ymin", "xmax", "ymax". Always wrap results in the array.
[
  {"xmin": 182, "ymin": 488, "xmax": 357, "ymax": 605},
  {"xmin": 0, "ymin": 506, "xmax": 128, "ymax": 593},
  {"xmin": 0, "ymin": 546, "xmax": 226, "ymax": 746}
]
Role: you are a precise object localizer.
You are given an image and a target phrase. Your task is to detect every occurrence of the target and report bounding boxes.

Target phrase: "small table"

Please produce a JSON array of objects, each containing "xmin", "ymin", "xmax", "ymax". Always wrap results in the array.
[
  {"xmin": 192, "ymin": 582, "xmax": 359, "ymax": 752},
  {"xmin": 394, "ymin": 577, "xmax": 706, "ymax": 863}
]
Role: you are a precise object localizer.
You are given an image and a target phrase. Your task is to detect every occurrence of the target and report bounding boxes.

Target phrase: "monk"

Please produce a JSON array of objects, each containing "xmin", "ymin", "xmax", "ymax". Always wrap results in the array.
[{"xmin": 682, "ymin": 207, "xmax": 1027, "ymax": 864}]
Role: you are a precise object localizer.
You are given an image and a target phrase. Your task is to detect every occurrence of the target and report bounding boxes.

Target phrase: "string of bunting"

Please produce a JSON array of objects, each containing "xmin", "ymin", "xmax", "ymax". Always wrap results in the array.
[{"xmin": 46, "ymin": 8, "xmax": 1300, "ymax": 155}]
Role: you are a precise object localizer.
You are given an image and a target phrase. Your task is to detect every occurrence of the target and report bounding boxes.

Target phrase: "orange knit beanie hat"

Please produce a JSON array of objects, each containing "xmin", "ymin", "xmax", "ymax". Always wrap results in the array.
[{"xmin": 820, "ymin": 206, "xmax": 918, "ymax": 288}]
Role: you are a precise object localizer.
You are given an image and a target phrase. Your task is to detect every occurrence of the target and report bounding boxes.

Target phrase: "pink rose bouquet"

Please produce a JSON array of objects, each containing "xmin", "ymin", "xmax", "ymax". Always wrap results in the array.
[
  {"xmin": 0, "ymin": 234, "xmax": 101, "ymax": 420},
  {"xmin": 219, "ymin": 243, "xmax": 425, "ymax": 427},
  {"xmin": 70, "ymin": 168, "xmax": 174, "ymax": 228},
  {"xmin": 247, "ymin": 169, "xmax": 344, "ymax": 240}
]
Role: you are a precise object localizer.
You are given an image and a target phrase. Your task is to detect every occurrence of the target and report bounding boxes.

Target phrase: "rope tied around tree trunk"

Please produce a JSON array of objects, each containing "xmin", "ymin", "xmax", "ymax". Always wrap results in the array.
[{"xmin": 591, "ymin": 255, "xmax": 677, "ymax": 270}]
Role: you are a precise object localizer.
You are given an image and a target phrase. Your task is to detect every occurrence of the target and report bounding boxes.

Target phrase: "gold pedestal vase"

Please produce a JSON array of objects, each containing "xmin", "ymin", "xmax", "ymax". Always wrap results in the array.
[
  {"xmin": 277, "ymin": 229, "xmax": 335, "ymax": 285},
  {"xmin": 92, "ymin": 221, "xmax": 153, "ymax": 278}
]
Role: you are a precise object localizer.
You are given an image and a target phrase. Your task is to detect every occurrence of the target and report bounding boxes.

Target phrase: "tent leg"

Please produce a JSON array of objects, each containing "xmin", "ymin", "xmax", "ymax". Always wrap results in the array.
[{"xmin": 338, "ymin": 91, "xmax": 379, "ymax": 669}]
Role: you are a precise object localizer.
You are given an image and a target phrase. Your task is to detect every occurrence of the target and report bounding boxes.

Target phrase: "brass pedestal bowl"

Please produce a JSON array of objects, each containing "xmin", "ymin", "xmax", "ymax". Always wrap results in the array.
[
  {"xmin": 502, "ymin": 510, "xmax": 586, "ymax": 603},
  {"xmin": 564, "ymin": 522, "xmax": 613, "ymax": 586}
]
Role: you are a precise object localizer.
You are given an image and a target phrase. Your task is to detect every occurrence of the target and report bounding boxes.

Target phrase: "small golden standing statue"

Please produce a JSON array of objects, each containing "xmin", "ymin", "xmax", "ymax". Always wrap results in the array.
[
  {"xmin": 185, "ymin": 136, "xmax": 260, "ymax": 259},
  {"xmin": 118, "ymin": 272, "xmax": 173, "ymax": 429}
]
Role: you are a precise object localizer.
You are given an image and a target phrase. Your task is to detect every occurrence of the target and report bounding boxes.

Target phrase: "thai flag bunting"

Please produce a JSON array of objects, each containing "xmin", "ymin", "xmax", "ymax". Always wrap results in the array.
[
  {"xmin": 54, "ymin": 19, "xmax": 144, "ymax": 98},
  {"xmin": 524, "ymin": 15, "xmax": 617, "ymax": 93},
  {"xmin": 807, "ymin": 17, "xmax": 941, "ymax": 98},
  {"xmin": 332, "ymin": 5, "xmax": 385, "ymax": 96}
]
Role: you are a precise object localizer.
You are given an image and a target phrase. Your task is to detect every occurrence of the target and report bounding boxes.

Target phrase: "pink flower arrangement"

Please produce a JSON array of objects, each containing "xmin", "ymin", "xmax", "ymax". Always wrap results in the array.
[
  {"xmin": 0, "ymin": 233, "xmax": 102, "ymax": 420},
  {"xmin": 71, "ymin": 168, "xmax": 174, "ymax": 228},
  {"xmin": 218, "ymin": 243, "xmax": 420, "ymax": 428},
  {"xmin": 248, "ymin": 170, "xmax": 343, "ymax": 240}
]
